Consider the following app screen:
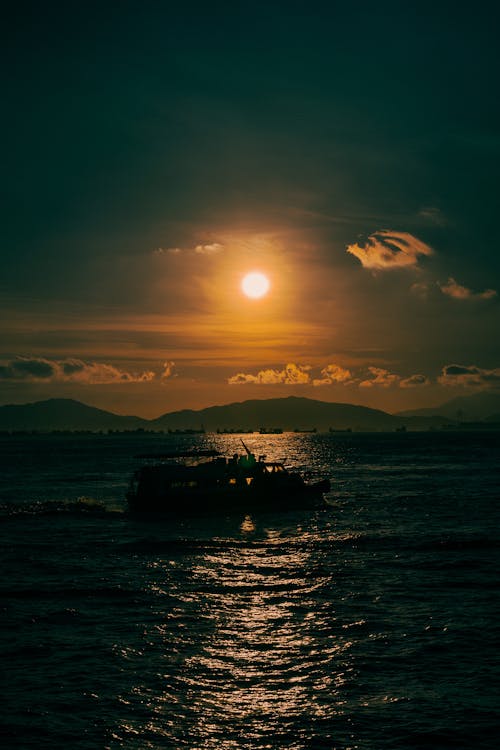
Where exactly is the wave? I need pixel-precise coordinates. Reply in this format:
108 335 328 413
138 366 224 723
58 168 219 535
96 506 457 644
0 497 124 519
0 585 147 601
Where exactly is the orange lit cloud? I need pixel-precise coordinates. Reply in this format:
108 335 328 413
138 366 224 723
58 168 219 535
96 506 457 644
359 366 400 388
438 277 497 301
194 243 224 255
228 362 311 385
0 357 156 384
312 363 353 386
228 362 434 390
438 364 500 388
360 369 429 389
161 361 175 380
400 374 431 388
346 230 433 271
410 282 430 299
154 243 224 256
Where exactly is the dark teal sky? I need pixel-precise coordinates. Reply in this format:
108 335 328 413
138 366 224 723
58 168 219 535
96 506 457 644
1 2 499 415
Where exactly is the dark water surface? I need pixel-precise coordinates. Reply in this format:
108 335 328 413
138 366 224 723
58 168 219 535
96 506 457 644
1 432 499 749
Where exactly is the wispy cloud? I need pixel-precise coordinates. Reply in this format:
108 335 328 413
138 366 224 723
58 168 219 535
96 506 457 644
410 282 430 299
418 206 447 226
359 366 400 388
194 243 224 255
0 357 156 384
154 243 224 256
438 364 500 388
161 361 175 381
438 277 497 301
312 363 353 386
346 230 433 271
154 247 182 255
228 362 311 385
400 374 431 388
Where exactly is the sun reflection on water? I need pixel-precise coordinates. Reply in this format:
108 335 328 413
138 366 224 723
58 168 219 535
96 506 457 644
109 518 363 749
240 514 256 534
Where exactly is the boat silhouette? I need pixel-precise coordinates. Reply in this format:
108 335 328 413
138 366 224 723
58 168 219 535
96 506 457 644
126 445 329 514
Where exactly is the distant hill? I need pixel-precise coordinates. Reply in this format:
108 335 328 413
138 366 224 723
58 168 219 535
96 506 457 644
0 395 402 432
397 391 500 421
150 396 400 432
0 398 147 431
1 394 497 433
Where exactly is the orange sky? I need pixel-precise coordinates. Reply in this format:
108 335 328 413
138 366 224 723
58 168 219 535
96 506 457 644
2 228 498 417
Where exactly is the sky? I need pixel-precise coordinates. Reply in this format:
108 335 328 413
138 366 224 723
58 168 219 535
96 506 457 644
1 1 499 417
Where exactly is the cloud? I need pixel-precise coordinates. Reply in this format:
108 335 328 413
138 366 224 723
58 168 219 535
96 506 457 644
154 247 182 255
438 364 500 388
53 359 156 384
161 361 175 380
0 357 57 381
228 362 433 390
400 374 431 388
438 277 497 301
360 368 431 389
346 230 433 271
359 366 400 388
228 362 311 385
0 357 156 384
410 282 430 299
418 206 447 226
154 242 224 256
194 243 224 255
312 363 353 386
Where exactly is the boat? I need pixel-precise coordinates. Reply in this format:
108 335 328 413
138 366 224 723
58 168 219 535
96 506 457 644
167 427 205 435
126 445 330 514
216 427 254 434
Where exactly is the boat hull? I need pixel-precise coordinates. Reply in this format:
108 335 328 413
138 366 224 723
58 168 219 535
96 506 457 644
127 478 330 515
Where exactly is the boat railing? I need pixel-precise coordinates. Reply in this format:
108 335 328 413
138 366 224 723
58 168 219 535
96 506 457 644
134 450 220 461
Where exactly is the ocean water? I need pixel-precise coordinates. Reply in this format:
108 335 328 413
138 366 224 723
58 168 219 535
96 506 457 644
0 431 499 750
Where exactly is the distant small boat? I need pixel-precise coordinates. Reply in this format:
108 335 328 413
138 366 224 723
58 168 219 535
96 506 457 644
126 445 330 514
216 428 254 434
167 427 205 435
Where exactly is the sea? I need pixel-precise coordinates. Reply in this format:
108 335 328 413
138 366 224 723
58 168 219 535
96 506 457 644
0 431 499 750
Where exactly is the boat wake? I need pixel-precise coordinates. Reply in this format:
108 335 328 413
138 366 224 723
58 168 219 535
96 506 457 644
0 497 125 520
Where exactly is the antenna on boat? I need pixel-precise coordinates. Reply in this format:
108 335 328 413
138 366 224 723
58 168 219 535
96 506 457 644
240 439 252 455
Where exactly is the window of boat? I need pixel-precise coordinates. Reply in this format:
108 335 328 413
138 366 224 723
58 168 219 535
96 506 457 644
265 464 285 473
245 477 253 486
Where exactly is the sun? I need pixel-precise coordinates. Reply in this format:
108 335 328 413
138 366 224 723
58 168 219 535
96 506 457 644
241 271 271 299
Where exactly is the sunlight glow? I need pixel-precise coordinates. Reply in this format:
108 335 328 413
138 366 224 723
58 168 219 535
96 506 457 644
241 272 270 299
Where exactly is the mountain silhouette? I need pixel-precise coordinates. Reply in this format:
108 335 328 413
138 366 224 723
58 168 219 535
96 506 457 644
0 398 147 431
0 396 398 432
149 396 398 431
396 391 500 421
1 393 497 432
